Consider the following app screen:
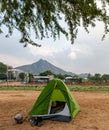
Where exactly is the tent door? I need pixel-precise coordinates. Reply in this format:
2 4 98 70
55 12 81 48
48 101 70 117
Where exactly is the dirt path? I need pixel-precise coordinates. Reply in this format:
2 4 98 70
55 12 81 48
0 91 109 130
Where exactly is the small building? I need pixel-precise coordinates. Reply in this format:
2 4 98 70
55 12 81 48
7 68 28 82
65 76 82 84
32 75 54 83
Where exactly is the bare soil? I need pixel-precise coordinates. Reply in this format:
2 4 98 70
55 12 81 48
0 91 109 130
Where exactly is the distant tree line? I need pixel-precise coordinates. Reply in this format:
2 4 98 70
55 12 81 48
39 70 70 80
87 73 109 84
1 62 109 84
39 70 109 84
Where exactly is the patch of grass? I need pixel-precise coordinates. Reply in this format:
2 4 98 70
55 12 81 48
0 86 44 91
0 85 109 92
69 85 109 92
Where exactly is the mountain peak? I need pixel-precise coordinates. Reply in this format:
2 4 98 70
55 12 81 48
39 59 47 63
38 59 45 62
16 59 74 75
32 59 49 66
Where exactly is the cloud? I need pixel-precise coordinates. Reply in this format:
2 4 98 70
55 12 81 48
47 31 109 74
28 45 55 57
0 33 40 66
0 53 31 67
68 52 77 60
0 21 109 74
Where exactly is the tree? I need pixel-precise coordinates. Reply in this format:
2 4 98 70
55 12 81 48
39 70 55 76
102 74 109 83
0 73 7 80
19 72 25 81
0 0 109 47
87 73 102 83
28 73 34 83
0 62 7 73
94 73 102 83
55 73 65 80
87 73 92 81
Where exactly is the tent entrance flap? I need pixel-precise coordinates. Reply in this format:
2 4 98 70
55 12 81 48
50 101 66 114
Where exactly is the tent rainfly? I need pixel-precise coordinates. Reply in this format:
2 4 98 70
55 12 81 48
29 79 80 123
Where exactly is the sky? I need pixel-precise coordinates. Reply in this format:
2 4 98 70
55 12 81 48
0 21 109 75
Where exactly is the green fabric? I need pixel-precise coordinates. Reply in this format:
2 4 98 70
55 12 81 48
51 89 65 101
29 79 80 118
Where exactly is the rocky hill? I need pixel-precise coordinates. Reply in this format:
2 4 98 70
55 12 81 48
15 59 75 75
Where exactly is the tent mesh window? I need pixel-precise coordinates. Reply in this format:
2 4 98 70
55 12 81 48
50 101 65 114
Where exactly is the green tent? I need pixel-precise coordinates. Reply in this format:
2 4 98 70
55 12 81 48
29 79 80 122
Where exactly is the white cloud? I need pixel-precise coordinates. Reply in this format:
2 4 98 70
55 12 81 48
68 52 77 60
28 44 56 57
0 54 30 67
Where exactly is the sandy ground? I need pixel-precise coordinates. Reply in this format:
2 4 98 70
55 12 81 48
0 91 109 130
